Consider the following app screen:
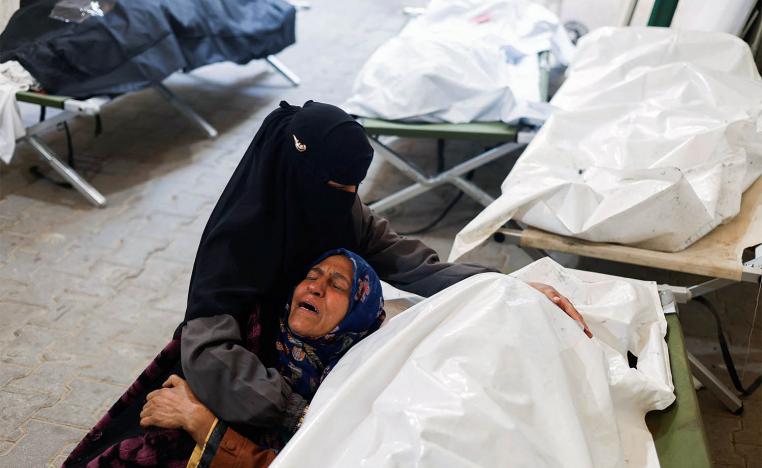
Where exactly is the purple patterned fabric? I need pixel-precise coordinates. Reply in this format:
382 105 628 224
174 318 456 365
62 339 194 467
63 307 266 468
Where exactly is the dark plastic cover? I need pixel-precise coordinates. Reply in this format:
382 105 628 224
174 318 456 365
0 0 296 97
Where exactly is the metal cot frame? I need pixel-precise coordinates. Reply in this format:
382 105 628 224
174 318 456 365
13 56 300 208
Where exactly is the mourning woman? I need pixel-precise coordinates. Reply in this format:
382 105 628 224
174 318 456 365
138 249 384 467
64 101 589 467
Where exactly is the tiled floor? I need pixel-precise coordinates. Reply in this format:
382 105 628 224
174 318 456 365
0 0 760 466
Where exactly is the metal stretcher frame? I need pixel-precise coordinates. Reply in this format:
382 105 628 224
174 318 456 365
493 179 762 414
360 119 526 213
13 56 300 208
648 293 712 468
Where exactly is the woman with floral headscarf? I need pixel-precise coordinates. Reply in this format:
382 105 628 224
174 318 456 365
126 249 384 467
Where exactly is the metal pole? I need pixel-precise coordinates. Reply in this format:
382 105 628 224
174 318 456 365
26 136 107 208
152 83 218 139
266 55 301 86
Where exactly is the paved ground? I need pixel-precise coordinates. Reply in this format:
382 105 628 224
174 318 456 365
0 1 760 466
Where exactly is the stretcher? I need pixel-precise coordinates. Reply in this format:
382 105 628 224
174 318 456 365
493 177 762 413
355 2 555 214
12 56 300 208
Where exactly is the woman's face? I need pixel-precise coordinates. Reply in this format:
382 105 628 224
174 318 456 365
288 255 353 338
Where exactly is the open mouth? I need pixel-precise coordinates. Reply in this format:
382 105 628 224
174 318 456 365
298 301 319 315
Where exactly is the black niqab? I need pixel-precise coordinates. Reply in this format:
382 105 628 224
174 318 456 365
182 100 374 329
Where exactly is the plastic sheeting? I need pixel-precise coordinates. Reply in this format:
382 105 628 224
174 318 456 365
271 258 674 468
0 61 34 164
343 0 575 124
450 27 762 260
0 0 295 98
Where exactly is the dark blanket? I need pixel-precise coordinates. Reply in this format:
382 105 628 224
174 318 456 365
0 0 296 98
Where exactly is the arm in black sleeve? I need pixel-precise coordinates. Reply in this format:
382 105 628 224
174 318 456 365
181 315 306 432
355 199 496 297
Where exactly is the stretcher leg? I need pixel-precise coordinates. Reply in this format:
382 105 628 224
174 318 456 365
25 135 107 208
368 138 522 213
152 83 218 139
266 55 301 86
687 352 743 413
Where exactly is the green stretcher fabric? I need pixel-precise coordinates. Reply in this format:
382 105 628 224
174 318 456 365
360 118 518 141
647 314 712 468
15 90 69 109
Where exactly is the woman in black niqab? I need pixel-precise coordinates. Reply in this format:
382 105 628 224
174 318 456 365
63 101 376 467
185 100 374 326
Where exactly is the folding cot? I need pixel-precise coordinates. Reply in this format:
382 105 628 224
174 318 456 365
492 177 762 413
6 0 307 208
13 55 300 208
357 5 553 214
361 119 531 213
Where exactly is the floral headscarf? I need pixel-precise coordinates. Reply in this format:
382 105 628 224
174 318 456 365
275 248 385 399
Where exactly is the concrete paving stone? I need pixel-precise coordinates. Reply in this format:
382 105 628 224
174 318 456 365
113 308 182 348
736 443 762 468
182 211 213 236
0 215 16 231
54 242 115 277
0 390 57 441
49 443 79 468
0 194 37 221
710 446 749 467
65 260 142 299
120 256 188 292
87 171 154 204
0 302 46 342
135 191 213 220
4 208 62 239
0 419 85 467
0 168 36 199
0 231 30 264
0 362 31 387
5 265 74 308
0 440 12 456
742 404 762 433
134 210 196 241
42 331 111 369
154 286 190 314
108 236 172 270
78 341 159 386
12 177 86 209
88 285 167 326
34 378 123 429
0 326 68 367
734 430 762 446
153 231 202 264
5 361 83 396
27 293 102 331
0 248 44 277
81 215 149 251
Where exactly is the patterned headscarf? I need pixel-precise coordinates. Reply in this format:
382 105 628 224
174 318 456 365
275 249 385 400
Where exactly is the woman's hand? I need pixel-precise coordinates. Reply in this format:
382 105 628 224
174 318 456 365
528 282 593 338
140 374 216 445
